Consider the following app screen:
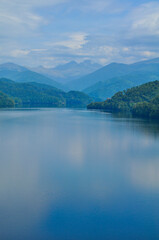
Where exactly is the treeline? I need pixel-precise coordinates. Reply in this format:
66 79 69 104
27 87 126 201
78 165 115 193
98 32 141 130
132 96 159 118
87 81 159 119
0 78 92 108
0 91 14 108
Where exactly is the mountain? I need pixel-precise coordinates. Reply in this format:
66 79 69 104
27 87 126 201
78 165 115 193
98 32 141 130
0 78 92 108
0 62 27 72
66 57 159 100
66 62 132 90
131 57 159 66
31 60 102 83
84 71 159 100
0 62 64 90
87 80 159 119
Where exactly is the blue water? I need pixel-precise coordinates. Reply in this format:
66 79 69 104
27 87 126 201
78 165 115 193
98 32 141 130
0 108 159 240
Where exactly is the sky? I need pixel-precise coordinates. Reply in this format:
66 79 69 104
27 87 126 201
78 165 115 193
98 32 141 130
0 0 159 67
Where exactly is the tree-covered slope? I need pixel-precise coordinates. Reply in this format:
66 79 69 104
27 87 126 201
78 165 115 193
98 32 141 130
0 78 92 108
84 70 159 100
0 91 14 108
66 91 93 107
87 81 159 119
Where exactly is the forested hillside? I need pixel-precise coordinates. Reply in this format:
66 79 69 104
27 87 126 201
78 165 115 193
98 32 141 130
0 78 92 108
84 71 159 100
87 81 159 119
0 91 14 108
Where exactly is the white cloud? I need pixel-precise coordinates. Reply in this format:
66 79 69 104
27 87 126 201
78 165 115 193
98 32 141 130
0 0 159 67
140 51 156 58
31 49 47 52
122 47 129 52
11 49 31 57
0 0 68 37
131 2 159 36
48 32 89 50
99 46 118 56
99 58 109 65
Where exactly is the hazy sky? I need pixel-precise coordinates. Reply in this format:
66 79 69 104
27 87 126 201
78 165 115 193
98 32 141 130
0 0 159 67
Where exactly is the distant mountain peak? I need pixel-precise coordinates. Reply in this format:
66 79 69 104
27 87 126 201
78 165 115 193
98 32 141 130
0 62 27 72
53 61 78 70
82 60 92 64
132 57 159 66
29 60 102 84
107 62 127 67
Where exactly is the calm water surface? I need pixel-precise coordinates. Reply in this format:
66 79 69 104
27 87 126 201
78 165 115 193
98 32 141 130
0 108 159 240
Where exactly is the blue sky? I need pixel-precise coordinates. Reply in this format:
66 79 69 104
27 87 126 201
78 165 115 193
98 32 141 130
0 0 159 67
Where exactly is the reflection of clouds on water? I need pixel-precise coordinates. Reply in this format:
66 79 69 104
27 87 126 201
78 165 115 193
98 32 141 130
0 125 60 238
67 137 84 167
0 156 60 237
0 109 159 239
130 160 159 191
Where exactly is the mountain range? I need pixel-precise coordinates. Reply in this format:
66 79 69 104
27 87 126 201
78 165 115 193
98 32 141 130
66 58 159 100
30 60 102 84
0 62 64 90
1 57 159 101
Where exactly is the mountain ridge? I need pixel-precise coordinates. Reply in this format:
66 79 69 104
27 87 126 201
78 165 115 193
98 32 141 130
0 78 92 108
66 57 159 92
30 60 102 84
0 62 64 90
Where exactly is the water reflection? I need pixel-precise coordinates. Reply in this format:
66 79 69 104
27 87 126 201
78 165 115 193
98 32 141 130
130 160 159 190
111 111 159 138
0 109 159 239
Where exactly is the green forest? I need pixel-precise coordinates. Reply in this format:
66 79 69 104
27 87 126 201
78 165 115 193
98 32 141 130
0 91 14 108
1 76 159 119
0 78 92 108
87 81 159 119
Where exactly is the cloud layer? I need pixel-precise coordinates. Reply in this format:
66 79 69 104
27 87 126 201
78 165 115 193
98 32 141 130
0 0 159 67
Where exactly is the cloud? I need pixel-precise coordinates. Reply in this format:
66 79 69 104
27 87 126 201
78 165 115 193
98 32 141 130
0 0 68 37
130 2 159 36
99 46 118 57
11 49 31 57
0 2 41 27
0 0 67 8
140 51 156 58
0 0 159 67
53 33 89 50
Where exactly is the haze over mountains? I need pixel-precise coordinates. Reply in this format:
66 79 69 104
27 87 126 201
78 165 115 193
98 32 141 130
0 62 64 90
67 57 159 100
0 61 101 91
31 60 102 84
0 57 159 101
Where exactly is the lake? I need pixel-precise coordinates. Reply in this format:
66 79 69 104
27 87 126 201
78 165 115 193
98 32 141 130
0 108 159 240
